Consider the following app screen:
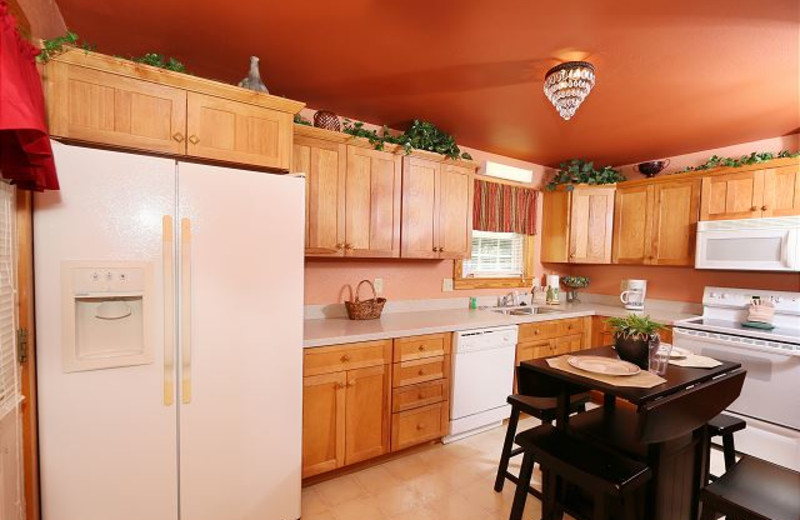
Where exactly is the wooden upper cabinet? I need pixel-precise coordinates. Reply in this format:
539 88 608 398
612 185 652 264
542 186 615 264
186 92 292 169
568 186 615 263
401 157 440 259
294 137 346 256
649 179 701 265
345 147 402 257
763 165 800 217
438 164 473 259
45 61 187 155
344 365 391 465
302 372 345 478
700 170 765 220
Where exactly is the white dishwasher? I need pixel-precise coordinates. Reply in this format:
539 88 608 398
443 325 518 443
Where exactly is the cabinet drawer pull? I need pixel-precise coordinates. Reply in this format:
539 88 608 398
347 381 355 388
172 132 185 143
336 382 345 389
534 330 540 335
417 393 424 400
188 135 200 145
432 247 438 252
340 354 350 362
761 205 768 211
438 247 445 252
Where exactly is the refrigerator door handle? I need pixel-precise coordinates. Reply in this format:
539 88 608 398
163 216 175 406
180 217 193 404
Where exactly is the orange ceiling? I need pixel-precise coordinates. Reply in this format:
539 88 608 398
55 0 800 166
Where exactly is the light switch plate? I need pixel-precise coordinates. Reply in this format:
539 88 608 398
442 278 454 292
373 278 384 294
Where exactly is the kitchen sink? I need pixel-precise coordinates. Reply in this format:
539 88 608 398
490 306 562 316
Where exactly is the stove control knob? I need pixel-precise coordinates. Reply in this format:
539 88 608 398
720 293 728 299
774 297 783 303
710 292 718 298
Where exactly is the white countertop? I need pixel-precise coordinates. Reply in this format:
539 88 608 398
303 301 699 348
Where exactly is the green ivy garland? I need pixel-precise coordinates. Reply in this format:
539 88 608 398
680 150 800 172
545 159 625 191
342 119 472 161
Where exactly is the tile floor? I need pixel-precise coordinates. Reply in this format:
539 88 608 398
302 416 731 520
301 417 555 520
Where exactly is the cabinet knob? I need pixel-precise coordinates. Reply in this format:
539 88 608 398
336 382 345 389
534 330 540 335
336 243 344 250
418 369 425 376
344 243 353 250
340 354 350 362
347 381 355 388
416 423 425 430
188 135 200 145
418 345 426 351
751 206 758 211
417 393 424 400
432 247 438 252
439 247 445 252
172 132 185 143
761 205 768 211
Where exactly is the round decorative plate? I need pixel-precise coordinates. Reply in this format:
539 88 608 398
567 356 641 376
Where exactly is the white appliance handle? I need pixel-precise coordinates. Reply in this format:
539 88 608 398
163 216 175 406
673 328 800 358
181 217 193 404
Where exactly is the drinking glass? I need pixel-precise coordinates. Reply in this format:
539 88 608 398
649 340 672 375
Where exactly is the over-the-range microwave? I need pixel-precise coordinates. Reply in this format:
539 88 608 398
695 216 800 272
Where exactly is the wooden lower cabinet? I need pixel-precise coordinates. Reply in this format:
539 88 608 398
302 372 345 478
391 402 448 451
344 365 391 465
515 318 589 390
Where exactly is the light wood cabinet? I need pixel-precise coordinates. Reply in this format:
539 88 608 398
700 170 766 220
344 147 402 257
591 315 673 347
293 136 346 256
401 157 474 259
541 185 615 264
613 178 700 266
44 49 303 170
302 340 391 478
766 165 800 217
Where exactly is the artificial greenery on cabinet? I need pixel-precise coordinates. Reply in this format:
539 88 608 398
679 150 800 172
342 119 473 161
545 159 625 191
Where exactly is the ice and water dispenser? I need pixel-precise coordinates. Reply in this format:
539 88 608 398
62 261 154 372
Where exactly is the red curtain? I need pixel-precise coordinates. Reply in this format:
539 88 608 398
473 179 538 235
0 1 59 190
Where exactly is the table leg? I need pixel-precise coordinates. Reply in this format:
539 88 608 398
555 387 569 430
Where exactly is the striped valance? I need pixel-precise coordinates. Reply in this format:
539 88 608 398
473 179 538 235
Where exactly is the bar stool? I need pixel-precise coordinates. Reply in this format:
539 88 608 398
493 392 589 496
706 413 746 479
510 423 651 520
700 455 800 520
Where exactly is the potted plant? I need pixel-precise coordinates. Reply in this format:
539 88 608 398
606 314 665 369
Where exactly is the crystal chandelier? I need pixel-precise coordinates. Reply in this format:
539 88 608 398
543 61 596 120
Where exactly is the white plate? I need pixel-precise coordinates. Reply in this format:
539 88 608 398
659 344 691 359
567 356 641 376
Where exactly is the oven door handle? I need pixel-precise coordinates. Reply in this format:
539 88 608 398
674 328 800 358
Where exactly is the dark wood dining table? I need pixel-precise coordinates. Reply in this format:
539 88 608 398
518 346 744 520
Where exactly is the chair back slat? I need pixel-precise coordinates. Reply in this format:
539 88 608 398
637 369 745 444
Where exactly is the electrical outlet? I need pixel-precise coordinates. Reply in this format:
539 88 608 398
373 278 384 294
442 278 454 292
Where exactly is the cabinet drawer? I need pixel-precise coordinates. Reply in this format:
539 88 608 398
304 340 392 376
553 334 583 356
518 321 560 342
394 333 449 362
392 380 447 412
517 340 555 363
391 402 447 451
557 318 584 335
393 356 448 387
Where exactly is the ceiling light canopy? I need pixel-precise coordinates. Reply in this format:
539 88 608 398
543 61 596 121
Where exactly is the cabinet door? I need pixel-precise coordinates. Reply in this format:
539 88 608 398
302 372 346 478
553 334 583 355
569 187 614 263
700 171 765 220
344 365 391 465
437 164 473 259
186 92 292 169
541 191 570 263
612 185 652 264
345 147 402 257
46 61 187 154
401 157 440 258
294 137 346 256
649 179 701 266
763 166 800 217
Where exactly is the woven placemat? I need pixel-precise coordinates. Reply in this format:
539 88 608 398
546 355 666 388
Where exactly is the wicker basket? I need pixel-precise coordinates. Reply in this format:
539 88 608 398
345 280 386 320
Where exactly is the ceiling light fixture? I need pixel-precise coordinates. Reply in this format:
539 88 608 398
543 61 596 121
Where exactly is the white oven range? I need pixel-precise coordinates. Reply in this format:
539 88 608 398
673 287 800 471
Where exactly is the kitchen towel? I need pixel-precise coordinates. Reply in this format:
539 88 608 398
546 355 666 388
669 354 722 368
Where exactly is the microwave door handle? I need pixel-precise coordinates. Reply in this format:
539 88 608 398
674 329 800 358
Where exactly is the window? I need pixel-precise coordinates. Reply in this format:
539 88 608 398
454 230 534 289
462 231 524 278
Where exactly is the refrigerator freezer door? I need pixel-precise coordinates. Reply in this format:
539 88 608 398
176 162 304 520
35 142 179 520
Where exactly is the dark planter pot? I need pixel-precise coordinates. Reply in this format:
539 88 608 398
614 334 650 369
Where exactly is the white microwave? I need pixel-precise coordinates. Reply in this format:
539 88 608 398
695 217 800 272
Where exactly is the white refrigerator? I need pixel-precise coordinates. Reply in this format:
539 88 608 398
34 141 304 520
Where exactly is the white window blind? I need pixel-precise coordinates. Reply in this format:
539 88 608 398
0 182 17 420
462 230 524 278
